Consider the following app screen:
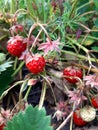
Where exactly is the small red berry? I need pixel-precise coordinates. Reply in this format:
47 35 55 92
26 54 45 74
63 66 82 83
7 36 26 57
51 2 57 11
91 96 98 108
0 123 5 130
73 109 87 126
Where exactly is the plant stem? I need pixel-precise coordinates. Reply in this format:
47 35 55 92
69 0 78 19
40 73 57 104
38 23 52 44
79 11 96 17
19 79 28 109
61 50 98 63
24 85 32 100
57 103 77 130
0 81 23 100
10 0 16 14
11 61 25 77
30 29 43 51
56 111 74 130
13 57 18 70
28 23 37 43
68 34 98 41
14 9 27 16
73 22 91 32
76 1 93 12
65 36 88 53
73 63 98 73
13 9 27 24
38 81 47 110
70 112 73 130
77 31 89 53
75 22 98 32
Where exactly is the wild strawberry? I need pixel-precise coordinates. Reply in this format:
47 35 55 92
7 36 26 57
51 2 57 12
26 54 45 74
91 96 98 108
73 109 87 126
0 123 5 130
80 106 96 122
63 66 82 83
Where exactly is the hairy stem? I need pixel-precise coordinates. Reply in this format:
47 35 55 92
38 81 47 110
24 85 32 100
12 61 25 77
56 111 74 130
69 0 78 19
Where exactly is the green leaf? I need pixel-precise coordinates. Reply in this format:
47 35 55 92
77 0 89 14
78 37 95 46
0 67 14 96
0 60 13 74
19 0 26 9
91 46 98 51
94 0 98 10
25 0 36 19
93 18 98 28
0 0 5 10
4 105 53 130
10 0 16 13
0 53 6 64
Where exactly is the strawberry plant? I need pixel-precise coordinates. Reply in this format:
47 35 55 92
0 0 98 130
4 105 52 130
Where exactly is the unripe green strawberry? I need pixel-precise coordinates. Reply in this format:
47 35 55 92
80 106 96 122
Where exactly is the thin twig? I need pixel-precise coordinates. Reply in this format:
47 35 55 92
56 111 74 130
74 63 98 73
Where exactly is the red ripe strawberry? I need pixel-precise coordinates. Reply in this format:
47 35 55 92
73 109 87 126
0 123 5 130
91 96 98 108
26 54 45 74
7 36 26 57
63 66 82 83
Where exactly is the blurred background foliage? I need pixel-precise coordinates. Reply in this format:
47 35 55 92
0 0 98 95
